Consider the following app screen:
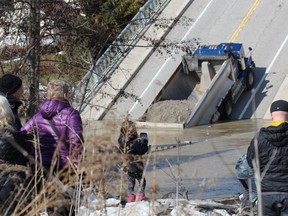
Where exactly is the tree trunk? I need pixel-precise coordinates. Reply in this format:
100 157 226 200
27 0 41 117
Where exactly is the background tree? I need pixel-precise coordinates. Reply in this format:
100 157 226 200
27 0 41 117
0 0 145 118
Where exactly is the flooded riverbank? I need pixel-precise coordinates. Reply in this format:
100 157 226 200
83 118 270 200
84 118 269 145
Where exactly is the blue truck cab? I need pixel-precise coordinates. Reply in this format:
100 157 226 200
193 43 255 69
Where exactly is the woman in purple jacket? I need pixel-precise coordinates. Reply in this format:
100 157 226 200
21 80 84 172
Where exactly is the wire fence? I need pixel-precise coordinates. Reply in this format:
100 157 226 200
73 0 171 112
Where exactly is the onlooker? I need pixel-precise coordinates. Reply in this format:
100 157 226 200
235 153 257 210
0 95 33 215
0 73 24 131
246 99 288 215
21 80 84 173
118 119 149 202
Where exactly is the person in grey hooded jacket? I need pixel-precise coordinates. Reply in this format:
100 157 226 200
21 80 84 172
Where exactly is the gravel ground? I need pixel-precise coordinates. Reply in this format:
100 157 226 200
145 100 197 123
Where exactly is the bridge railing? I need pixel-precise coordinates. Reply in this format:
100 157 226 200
73 0 171 112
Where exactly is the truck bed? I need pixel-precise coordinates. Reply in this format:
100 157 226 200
184 59 234 127
149 58 234 127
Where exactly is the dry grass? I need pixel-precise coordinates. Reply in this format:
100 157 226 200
1 117 266 216
0 119 158 215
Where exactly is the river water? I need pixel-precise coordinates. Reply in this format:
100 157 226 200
84 118 270 200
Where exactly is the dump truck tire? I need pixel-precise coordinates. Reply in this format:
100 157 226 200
223 98 233 117
210 111 221 124
246 68 254 90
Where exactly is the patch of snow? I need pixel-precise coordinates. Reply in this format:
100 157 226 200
171 205 205 216
78 198 239 216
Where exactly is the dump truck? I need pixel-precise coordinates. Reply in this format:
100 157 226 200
80 41 255 127
180 42 255 127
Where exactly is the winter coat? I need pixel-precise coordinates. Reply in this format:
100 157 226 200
0 128 33 214
118 133 148 174
21 99 84 169
6 96 22 131
118 133 148 156
246 122 288 192
0 128 33 166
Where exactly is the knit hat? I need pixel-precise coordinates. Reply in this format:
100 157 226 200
0 74 22 95
270 100 288 113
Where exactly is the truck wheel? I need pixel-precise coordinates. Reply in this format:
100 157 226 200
223 98 232 117
210 111 221 124
246 68 254 90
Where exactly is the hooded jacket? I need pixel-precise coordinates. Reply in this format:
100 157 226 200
118 132 148 173
246 122 288 192
21 99 84 169
118 133 148 155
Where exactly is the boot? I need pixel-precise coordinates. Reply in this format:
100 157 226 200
127 194 135 203
135 193 145 201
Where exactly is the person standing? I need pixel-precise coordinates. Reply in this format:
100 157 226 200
0 95 33 215
21 79 84 173
0 73 24 131
246 99 288 216
118 119 149 202
235 153 256 204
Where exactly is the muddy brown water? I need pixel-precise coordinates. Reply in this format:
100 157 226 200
84 118 270 200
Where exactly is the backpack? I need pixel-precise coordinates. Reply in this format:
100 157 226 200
235 154 254 179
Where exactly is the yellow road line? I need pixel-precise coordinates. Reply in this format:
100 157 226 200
229 0 261 42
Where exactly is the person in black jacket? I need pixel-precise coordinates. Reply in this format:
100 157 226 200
0 73 24 131
246 100 288 216
118 119 149 203
0 95 33 215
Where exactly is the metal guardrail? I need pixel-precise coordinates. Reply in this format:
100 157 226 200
73 0 171 112
153 140 204 152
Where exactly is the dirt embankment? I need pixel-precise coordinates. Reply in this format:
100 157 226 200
144 100 197 123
